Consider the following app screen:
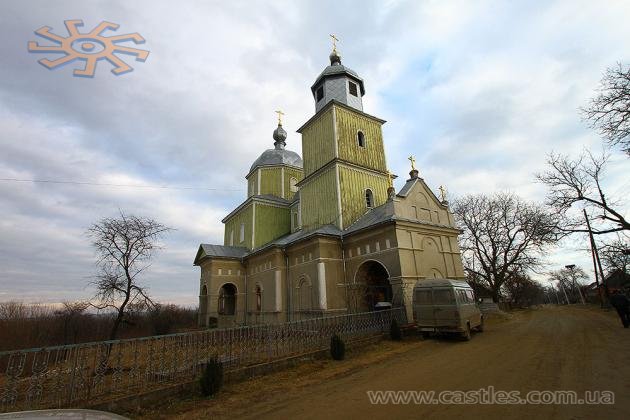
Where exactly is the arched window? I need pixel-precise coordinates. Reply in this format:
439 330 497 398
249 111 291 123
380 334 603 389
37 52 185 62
218 283 237 315
239 223 245 243
365 189 374 208
357 131 365 147
290 177 298 192
255 285 262 312
297 276 312 312
292 212 298 230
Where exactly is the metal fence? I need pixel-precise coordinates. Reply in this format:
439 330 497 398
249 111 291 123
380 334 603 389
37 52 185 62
0 308 406 413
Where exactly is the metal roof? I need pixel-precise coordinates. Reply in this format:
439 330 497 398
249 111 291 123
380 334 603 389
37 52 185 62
194 244 249 265
311 64 365 95
249 148 303 173
200 244 248 258
343 200 396 235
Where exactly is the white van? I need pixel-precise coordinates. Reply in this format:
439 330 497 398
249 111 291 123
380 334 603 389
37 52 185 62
412 278 483 340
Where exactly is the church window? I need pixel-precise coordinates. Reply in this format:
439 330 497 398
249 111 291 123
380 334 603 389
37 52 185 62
357 131 365 147
292 212 298 230
255 285 262 311
239 223 245 243
348 81 358 96
365 244 370 254
365 189 374 208
385 239 391 249
290 177 298 192
316 86 324 102
229 230 234 246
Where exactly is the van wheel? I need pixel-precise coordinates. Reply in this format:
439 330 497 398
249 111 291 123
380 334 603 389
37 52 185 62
477 317 484 332
462 324 472 341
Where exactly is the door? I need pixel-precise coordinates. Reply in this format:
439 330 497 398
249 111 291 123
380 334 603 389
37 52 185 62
432 287 459 327
414 288 434 326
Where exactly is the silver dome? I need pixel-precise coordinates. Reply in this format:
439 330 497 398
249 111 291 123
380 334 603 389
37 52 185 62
249 149 303 173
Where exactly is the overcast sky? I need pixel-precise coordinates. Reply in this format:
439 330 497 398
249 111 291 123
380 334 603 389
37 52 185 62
0 0 628 306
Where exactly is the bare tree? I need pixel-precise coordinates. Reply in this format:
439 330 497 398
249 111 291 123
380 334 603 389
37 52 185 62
599 234 629 274
88 212 171 340
452 192 561 302
548 266 589 304
536 151 629 235
503 273 545 307
582 63 630 155
54 301 89 344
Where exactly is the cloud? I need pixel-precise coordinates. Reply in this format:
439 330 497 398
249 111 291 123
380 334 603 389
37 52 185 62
0 0 628 303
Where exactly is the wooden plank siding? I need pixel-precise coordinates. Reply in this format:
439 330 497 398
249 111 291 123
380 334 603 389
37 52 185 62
260 167 283 197
335 106 387 173
223 203 253 249
339 165 389 229
254 204 291 249
283 167 303 201
247 172 257 197
301 107 335 177
300 167 339 231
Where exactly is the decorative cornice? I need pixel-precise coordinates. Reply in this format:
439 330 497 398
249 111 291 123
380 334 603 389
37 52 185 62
296 100 386 134
296 158 388 188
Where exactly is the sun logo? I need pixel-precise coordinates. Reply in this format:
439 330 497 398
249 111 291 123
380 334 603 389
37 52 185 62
27 20 149 78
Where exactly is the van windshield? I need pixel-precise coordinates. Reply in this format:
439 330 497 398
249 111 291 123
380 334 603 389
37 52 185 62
433 288 455 305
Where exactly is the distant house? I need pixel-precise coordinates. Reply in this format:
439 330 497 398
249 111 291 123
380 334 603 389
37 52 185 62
582 282 602 304
603 269 630 294
585 270 630 303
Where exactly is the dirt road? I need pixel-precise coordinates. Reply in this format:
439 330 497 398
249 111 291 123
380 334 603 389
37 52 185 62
136 305 630 419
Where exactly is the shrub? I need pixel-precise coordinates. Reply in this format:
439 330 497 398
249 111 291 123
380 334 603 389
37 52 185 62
200 356 223 397
330 334 345 360
390 318 402 341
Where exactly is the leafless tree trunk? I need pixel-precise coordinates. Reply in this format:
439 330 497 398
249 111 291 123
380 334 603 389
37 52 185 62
87 211 171 340
452 192 562 302
581 62 630 155
536 151 629 235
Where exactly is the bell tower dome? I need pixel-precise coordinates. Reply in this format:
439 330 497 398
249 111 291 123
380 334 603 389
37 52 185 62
310 40 365 113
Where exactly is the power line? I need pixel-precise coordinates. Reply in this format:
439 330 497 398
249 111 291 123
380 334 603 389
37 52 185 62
0 178 244 192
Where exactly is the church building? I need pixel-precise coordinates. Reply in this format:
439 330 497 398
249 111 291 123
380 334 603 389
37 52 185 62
194 43 466 327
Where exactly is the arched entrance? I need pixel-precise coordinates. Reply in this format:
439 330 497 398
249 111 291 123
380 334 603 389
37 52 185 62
355 260 392 311
218 283 237 315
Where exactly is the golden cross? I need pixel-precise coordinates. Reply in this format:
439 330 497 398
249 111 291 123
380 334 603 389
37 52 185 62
408 155 416 171
439 185 447 201
387 170 394 188
329 34 339 52
275 110 285 125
